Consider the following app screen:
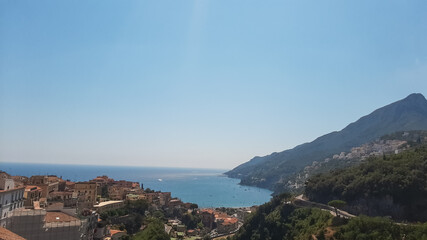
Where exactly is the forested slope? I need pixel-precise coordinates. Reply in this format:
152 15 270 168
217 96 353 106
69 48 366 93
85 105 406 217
305 144 427 221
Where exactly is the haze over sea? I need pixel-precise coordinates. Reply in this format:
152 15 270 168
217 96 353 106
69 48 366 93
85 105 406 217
0 162 272 208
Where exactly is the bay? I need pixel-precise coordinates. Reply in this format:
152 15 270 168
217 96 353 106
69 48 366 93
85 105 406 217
0 162 272 208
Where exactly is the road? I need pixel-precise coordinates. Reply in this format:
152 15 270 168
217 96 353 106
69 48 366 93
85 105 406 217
293 195 356 219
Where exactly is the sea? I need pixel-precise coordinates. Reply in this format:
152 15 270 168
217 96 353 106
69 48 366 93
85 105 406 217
0 162 272 208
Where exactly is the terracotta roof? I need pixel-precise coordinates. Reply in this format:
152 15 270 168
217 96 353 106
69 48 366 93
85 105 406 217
214 212 228 219
45 212 79 223
0 227 26 240
25 186 41 191
221 217 238 225
201 209 215 214
0 172 11 178
110 230 124 236
48 176 60 182
0 187 25 193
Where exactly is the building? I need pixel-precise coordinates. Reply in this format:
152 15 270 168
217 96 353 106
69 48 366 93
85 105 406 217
49 191 74 202
108 186 125 200
28 176 48 185
90 176 114 198
11 176 28 188
216 217 238 234
143 192 171 206
236 209 252 221
74 182 97 209
0 177 25 227
113 180 140 190
5 209 97 240
0 227 26 240
200 209 215 230
125 193 146 201
28 176 59 199
187 229 197 236
93 201 124 213
106 180 142 201
164 224 173 235
169 198 183 208
48 176 66 191
176 224 186 232
23 186 42 208
65 181 75 190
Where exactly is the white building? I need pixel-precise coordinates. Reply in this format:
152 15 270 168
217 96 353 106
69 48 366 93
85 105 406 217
93 200 124 213
0 176 25 227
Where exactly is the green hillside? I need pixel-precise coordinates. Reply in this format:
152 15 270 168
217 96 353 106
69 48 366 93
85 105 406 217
274 130 427 194
232 194 427 240
305 144 427 222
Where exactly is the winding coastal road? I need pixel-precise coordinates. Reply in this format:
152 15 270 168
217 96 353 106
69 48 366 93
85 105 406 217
293 195 356 218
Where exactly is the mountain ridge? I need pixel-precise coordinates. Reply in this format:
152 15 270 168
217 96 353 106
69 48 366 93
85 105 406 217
225 93 427 191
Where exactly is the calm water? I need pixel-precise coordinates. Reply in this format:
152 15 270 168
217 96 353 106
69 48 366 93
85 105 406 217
0 162 272 208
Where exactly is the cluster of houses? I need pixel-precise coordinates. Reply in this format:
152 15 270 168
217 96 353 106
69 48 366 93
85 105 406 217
162 208 243 240
200 209 240 237
0 171 250 240
0 171 195 240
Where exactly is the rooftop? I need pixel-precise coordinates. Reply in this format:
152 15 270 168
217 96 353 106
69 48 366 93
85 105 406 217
0 186 25 193
221 217 238 225
110 230 124 236
0 227 26 240
25 185 42 191
45 212 79 223
94 200 124 207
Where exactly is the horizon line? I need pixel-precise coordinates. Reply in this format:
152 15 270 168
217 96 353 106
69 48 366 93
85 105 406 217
0 161 229 172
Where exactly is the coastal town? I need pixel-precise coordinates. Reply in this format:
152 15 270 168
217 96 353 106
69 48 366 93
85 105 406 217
0 171 256 240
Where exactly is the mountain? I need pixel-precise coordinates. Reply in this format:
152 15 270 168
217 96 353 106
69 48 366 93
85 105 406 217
225 93 427 191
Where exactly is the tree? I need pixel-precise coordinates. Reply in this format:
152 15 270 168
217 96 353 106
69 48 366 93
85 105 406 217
153 210 165 220
328 200 346 217
133 218 170 240
101 185 109 198
100 212 109 221
144 188 155 193
126 199 149 215
124 214 143 234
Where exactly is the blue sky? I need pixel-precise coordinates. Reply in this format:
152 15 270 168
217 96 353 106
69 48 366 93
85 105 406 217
1 0 427 169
